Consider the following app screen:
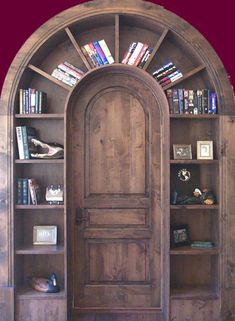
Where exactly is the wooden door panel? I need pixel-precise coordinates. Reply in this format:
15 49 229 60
88 240 149 282
87 88 146 195
86 209 148 227
68 66 169 319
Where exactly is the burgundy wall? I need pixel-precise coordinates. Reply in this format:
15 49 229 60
1 0 234 92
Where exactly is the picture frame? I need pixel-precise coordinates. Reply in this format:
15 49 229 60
173 144 192 160
33 225 57 245
170 224 191 247
197 141 213 160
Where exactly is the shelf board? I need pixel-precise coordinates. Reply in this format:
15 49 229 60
170 114 219 119
15 204 64 210
170 204 219 210
17 287 65 299
170 159 219 164
15 159 64 164
15 114 64 119
15 245 64 255
170 246 219 255
163 65 206 90
171 287 219 300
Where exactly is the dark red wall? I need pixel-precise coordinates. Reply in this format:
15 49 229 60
1 0 234 92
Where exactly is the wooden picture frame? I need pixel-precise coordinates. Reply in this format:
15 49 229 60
171 224 191 247
197 141 213 160
173 144 192 160
33 225 57 245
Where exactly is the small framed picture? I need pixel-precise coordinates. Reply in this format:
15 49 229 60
33 226 57 245
170 224 191 247
197 141 213 160
173 144 192 160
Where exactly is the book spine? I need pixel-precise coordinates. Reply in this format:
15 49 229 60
63 61 84 75
157 66 177 82
81 46 95 68
209 92 217 114
30 88 36 113
152 61 174 77
122 42 137 64
172 88 179 114
22 178 29 205
21 126 30 160
160 72 183 87
93 41 109 65
25 89 29 114
133 44 148 66
159 69 181 84
98 39 115 64
183 89 189 114
83 44 99 67
178 89 184 114
28 178 37 205
17 178 23 204
88 42 104 66
58 63 83 80
127 42 144 65
19 89 23 114
138 47 153 68
196 90 203 114
22 89 26 114
166 89 174 114
51 68 77 87
16 126 25 159
202 89 209 114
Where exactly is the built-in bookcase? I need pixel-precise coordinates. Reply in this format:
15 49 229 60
1 1 235 321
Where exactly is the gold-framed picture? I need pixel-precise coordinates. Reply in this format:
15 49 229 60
197 141 213 160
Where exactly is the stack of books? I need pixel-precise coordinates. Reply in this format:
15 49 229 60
152 62 183 87
166 88 217 114
19 89 47 114
16 126 37 160
17 178 41 205
191 241 214 248
81 39 115 67
122 42 153 68
51 61 85 87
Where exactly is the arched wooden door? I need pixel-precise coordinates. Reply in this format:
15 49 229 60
67 65 169 321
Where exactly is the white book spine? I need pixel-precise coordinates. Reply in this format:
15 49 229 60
98 40 114 64
58 63 83 80
16 126 25 160
127 42 144 65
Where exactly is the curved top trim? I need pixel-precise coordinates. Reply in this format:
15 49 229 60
1 0 234 114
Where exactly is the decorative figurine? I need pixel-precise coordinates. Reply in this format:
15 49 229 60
172 188 216 205
30 138 64 159
46 184 64 204
29 272 60 293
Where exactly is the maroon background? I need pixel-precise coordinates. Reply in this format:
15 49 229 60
1 0 235 93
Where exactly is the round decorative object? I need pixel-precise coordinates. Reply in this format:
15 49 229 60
178 168 191 182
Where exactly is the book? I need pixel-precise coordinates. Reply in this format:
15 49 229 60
17 178 23 204
166 89 174 114
138 47 153 68
122 42 137 64
133 43 149 66
28 178 41 205
19 89 47 114
93 41 109 65
191 241 214 248
51 68 77 87
82 44 99 67
63 61 84 75
127 42 144 65
88 42 104 66
160 71 183 87
152 62 174 77
209 91 217 114
98 39 114 64
57 63 84 80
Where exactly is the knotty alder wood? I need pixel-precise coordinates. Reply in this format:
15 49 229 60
0 0 235 320
67 65 169 319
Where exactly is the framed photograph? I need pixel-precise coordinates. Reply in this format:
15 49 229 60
33 225 57 245
173 144 192 160
170 224 191 247
197 141 213 160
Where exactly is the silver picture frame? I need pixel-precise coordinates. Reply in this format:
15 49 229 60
33 225 57 245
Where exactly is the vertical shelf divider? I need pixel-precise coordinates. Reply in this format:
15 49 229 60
65 27 91 71
115 14 120 63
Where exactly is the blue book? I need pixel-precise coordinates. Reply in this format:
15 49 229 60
93 41 109 65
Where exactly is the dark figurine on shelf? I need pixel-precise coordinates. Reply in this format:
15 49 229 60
29 272 60 293
172 188 216 205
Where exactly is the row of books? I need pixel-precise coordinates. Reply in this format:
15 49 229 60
166 88 217 114
121 42 153 68
19 89 47 114
51 61 85 87
152 61 183 87
17 178 41 205
81 39 114 67
16 126 37 160
191 241 215 248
